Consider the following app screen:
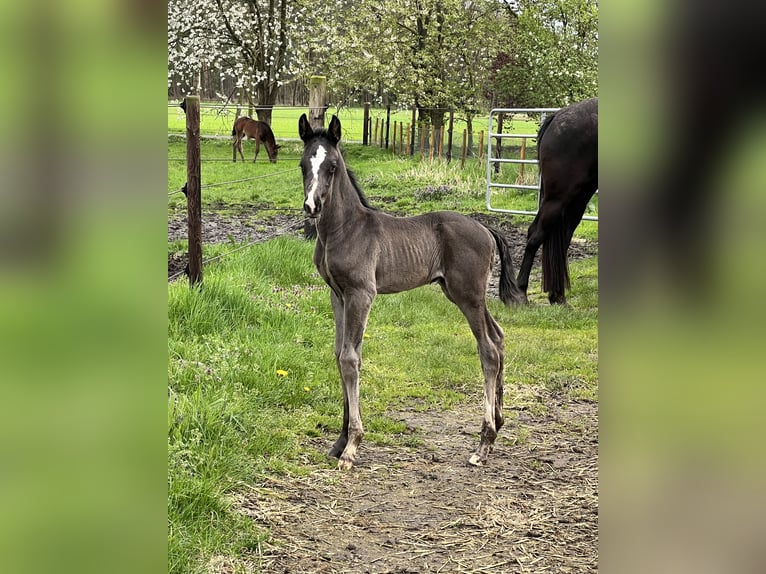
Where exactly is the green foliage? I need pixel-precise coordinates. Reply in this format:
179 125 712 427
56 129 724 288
491 0 599 106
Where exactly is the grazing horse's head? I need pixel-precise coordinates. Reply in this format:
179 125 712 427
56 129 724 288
298 114 342 218
266 143 282 163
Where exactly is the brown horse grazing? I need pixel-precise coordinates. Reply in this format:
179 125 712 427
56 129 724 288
232 116 281 163
299 113 524 469
516 98 598 305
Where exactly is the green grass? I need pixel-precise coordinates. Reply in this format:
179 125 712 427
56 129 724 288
168 136 598 572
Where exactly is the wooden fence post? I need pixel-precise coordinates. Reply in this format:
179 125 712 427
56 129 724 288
184 95 202 286
410 105 417 155
385 105 391 149
429 127 435 163
399 123 404 155
461 129 467 169
419 123 426 161
308 75 327 129
362 102 370 145
392 120 397 153
446 109 454 163
478 130 485 161
373 118 379 146
517 136 527 184
494 113 504 174
406 124 411 156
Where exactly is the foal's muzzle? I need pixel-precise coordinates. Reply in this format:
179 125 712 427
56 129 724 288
303 201 321 218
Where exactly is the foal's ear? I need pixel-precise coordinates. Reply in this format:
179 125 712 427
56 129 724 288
298 114 312 142
328 115 341 144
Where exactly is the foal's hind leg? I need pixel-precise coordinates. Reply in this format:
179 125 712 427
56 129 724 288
442 282 505 465
253 139 260 163
468 306 505 466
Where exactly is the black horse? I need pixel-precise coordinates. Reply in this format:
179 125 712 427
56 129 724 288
516 98 598 305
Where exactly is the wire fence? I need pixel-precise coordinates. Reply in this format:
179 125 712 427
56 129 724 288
168 167 300 197
168 215 308 282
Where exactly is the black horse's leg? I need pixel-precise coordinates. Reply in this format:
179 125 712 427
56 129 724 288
516 214 543 304
547 188 596 305
253 139 260 163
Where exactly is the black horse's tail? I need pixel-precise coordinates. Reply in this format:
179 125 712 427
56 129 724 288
232 126 237 136
486 226 524 306
541 215 571 298
535 109 571 301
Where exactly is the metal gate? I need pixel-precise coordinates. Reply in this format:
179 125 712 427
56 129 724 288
485 107 598 222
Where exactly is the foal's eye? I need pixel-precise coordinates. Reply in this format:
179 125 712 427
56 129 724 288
328 162 337 174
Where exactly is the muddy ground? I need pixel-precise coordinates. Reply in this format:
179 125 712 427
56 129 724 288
169 206 598 573
235 399 597 574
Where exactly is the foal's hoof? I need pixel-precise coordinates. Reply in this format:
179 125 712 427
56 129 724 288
468 453 487 467
337 457 355 471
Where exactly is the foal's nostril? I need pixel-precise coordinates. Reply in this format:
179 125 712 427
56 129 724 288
303 202 321 216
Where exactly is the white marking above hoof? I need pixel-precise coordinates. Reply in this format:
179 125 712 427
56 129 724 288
337 458 354 471
468 454 486 467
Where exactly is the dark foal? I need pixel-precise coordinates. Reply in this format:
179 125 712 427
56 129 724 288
298 113 524 469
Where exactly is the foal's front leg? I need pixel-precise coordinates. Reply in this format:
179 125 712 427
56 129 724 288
336 289 374 470
328 290 349 458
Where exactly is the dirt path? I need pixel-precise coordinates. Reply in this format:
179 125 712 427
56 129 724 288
235 397 597 573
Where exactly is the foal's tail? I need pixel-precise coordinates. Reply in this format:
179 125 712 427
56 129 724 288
486 226 524 306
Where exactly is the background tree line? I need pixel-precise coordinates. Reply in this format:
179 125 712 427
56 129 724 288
168 0 598 126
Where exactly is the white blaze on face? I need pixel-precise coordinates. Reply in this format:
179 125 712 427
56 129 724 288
305 145 327 212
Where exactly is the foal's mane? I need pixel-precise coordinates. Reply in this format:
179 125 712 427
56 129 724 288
306 129 377 211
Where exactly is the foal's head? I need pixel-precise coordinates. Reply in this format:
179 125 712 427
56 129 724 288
298 114 342 218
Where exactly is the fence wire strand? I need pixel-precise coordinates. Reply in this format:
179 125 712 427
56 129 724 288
168 216 308 282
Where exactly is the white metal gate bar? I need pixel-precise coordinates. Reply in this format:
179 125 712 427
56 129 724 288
485 107 598 222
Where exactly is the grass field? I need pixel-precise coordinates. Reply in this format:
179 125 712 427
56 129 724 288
168 137 598 573
167 103 542 144
167 137 598 240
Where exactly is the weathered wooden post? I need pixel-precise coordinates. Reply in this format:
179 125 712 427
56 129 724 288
494 113 504 174
446 109 454 163
308 75 327 129
461 129 468 169
385 105 391 149
363 102 370 145
184 95 202 286
517 137 527 184
405 124 411 156
392 121 397 154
